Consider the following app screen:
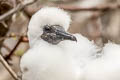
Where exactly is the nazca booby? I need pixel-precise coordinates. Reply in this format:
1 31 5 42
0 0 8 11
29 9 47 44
20 7 120 80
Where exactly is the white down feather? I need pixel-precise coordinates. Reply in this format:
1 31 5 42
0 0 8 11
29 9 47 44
20 7 120 80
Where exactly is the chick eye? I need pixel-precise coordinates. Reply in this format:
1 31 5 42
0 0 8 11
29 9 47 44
45 27 50 31
44 26 52 32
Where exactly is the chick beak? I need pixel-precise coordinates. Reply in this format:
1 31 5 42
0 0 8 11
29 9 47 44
41 25 77 44
56 28 77 42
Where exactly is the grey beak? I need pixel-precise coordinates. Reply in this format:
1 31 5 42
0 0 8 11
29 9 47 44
41 25 77 44
55 29 77 42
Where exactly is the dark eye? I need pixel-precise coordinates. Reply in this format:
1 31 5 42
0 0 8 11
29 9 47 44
45 27 50 31
44 25 52 32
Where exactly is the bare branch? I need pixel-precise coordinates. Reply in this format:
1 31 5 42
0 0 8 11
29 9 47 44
24 3 120 16
4 37 22 60
0 0 37 22
0 33 28 42
0 54 18 80
59 4 120 11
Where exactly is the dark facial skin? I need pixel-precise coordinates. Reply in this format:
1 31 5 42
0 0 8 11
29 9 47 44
41 25 77 45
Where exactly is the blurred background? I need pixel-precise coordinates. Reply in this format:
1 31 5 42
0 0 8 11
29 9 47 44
0 0 120 80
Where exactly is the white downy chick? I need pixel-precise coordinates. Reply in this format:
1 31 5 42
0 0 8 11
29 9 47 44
20 7 120 80
20 7 91 80
20 7 97 80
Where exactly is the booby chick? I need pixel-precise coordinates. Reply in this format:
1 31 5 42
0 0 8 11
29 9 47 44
20 7 120 80
20 7 97 80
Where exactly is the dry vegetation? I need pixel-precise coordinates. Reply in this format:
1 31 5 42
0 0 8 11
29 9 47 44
0 0 120 80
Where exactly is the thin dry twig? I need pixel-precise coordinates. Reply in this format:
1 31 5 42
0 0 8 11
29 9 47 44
0 33 28 42
59 3 120 11
4 37 23 60
0 0 37 22
0 54 18 80
24 3 120 16
91 12 103 47
0 33 28 61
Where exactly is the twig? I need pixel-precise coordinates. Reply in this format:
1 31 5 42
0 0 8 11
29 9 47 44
90 12 104 47
59 3 120 11
0 0 37 22
0 33 28 42
4 37 22 60
0 54 18 80
0 33 28 60
24 3 120 16
1 21 8 28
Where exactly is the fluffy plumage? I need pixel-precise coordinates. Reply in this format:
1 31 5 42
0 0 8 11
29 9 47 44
84 43 120 80
20 7 120 80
